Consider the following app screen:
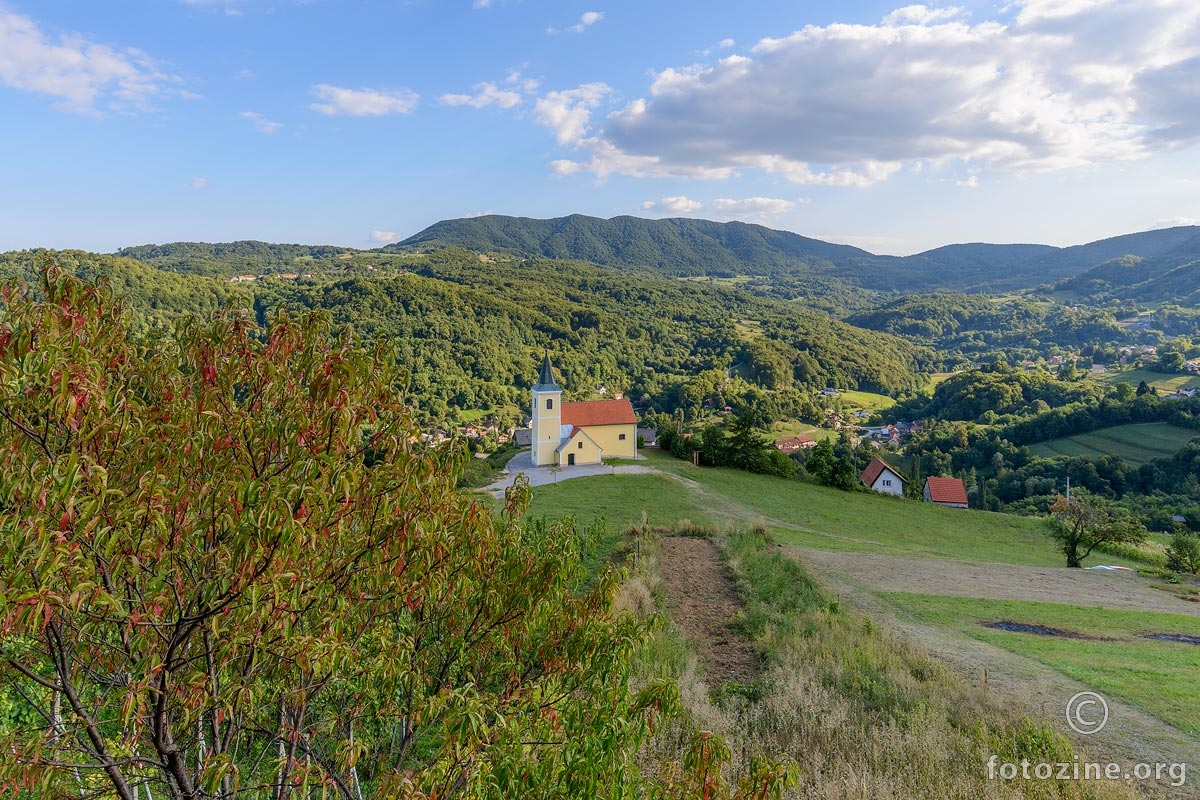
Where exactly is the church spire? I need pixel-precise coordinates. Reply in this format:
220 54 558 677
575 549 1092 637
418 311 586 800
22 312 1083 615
533 352 559 391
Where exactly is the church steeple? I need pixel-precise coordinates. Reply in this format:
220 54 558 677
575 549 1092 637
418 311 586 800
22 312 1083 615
533 352 559 391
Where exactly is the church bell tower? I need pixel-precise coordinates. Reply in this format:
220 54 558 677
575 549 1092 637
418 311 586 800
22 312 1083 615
530 353 562 466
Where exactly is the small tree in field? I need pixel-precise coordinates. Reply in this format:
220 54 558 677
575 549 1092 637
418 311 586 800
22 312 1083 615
1048 493 1147 568
0 268 675 800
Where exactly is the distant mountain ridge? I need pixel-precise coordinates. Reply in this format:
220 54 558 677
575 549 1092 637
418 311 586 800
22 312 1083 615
391 214 1200 296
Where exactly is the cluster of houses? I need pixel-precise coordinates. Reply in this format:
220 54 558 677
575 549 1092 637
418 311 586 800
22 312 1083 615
860 457 969 509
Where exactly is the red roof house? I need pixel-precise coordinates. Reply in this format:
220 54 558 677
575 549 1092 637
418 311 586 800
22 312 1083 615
860 457 906 496
775 434 816 454
922 477 969 508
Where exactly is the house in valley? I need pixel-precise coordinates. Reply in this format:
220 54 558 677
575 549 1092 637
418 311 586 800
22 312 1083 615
775 434 816 454
922 477 969 509
530 355 637 467
860 457 906 496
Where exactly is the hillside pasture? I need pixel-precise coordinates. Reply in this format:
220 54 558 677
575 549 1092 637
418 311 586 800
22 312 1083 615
1097 368 1200 393
888 593 1200 735
522 450 1141 568
1028 422 1197 467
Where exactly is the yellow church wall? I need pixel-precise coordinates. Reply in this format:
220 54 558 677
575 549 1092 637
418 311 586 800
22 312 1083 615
557 430 603 466
581 424 637 459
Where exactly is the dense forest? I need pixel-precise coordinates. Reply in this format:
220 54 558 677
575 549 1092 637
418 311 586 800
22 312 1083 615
0 246 931 427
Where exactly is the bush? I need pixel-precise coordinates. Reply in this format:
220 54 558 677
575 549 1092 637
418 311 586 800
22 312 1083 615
1166 532 1200 575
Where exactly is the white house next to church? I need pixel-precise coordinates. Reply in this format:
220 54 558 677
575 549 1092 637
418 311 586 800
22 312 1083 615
530 355 638 467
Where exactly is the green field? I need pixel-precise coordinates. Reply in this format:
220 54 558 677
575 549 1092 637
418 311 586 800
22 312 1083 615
1028 422 1198 466
888 593 1200 735
838 389 896 410
769 419 837 443
1097 368 1200 393
522 450 1137 568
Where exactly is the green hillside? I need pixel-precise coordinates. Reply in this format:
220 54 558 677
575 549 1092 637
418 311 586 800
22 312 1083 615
0 246 932 425
391 213 1200 296
1028 422 1199 467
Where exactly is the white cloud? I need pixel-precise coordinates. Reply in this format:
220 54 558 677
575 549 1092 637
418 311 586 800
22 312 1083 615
548 10 604 34
955 174 980 188
440 81 522 109
641 196 703 214
190 177 209 189
711 197 799 217
533 83 610 145
464 209 494 218
0 7 181 113
548 2 1200 185
240 110 282 134
310 84 419 116
370 230 398 243
1148 217 1200 230
473 0 493 7
882 5 965 26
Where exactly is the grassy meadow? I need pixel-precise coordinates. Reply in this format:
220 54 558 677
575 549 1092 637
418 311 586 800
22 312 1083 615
1097 368 1200 393
887 593 1200 735
1028 422 1198 467
521 448 1138 568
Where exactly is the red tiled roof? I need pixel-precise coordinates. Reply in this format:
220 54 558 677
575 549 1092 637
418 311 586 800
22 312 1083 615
925 477 968 505
860 457 904 487
561 399 636 427
775 434 815 453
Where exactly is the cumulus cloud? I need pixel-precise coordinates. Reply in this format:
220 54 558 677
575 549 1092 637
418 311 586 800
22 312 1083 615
240 110 282 134
548 10 604 34
534 83 611 145
549 1 1200 184
370 230 398 243
310 84 419 116
440 81 522 109
0 7 182 113
639 195 800 220
641 196 703 214
711 197 799 216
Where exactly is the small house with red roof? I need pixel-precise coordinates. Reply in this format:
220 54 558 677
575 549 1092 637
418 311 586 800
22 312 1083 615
860 457 906 496
922 477 969 509
530 355 638 467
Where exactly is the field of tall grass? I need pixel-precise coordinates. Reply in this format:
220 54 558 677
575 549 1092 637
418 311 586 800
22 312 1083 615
621 524 1142 799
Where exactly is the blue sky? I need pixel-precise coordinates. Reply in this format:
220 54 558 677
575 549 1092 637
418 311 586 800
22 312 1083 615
2 0 1199 254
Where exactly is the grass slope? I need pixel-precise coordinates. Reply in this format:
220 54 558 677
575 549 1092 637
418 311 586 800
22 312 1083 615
888 593 1200 735
523 450 1129 568
1028 422 1198 467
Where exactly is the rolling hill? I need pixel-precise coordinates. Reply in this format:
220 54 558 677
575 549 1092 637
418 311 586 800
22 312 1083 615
390 214 1200 296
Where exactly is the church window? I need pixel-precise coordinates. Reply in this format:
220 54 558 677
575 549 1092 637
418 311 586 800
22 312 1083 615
618 433 627 440
545 398 553 410
577 441 583 449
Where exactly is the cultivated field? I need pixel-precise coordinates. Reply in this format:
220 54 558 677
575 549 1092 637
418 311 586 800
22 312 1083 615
1028 422 1198 466
1097 369 1200 393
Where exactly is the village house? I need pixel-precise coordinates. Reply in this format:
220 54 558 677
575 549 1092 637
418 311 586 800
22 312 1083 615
860 457 905 496
775 434 816 454
923 477 969 509
530 355 637 467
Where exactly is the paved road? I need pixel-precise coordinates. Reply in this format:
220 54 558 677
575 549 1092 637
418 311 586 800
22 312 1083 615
485 451 654 496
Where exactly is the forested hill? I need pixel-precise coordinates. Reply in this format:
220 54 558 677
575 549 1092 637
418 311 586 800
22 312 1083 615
392 214 1200 296
392 214 870 277
0 246 932 425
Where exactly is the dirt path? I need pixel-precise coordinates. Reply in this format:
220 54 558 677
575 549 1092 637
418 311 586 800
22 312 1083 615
791 548 1200 800
798 550 1200 616
658 537 759 684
